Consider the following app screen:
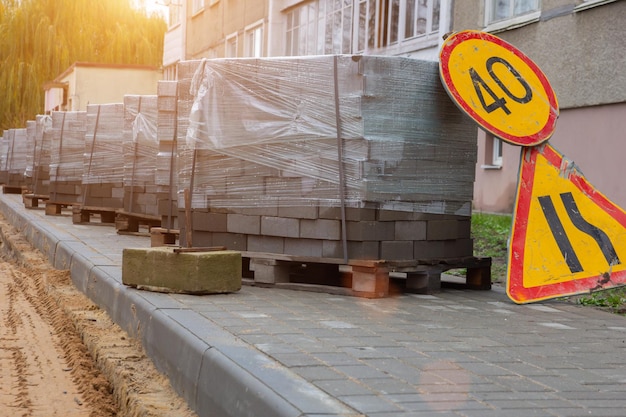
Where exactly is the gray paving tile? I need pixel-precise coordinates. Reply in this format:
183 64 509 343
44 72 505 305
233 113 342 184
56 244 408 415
4 191 626 417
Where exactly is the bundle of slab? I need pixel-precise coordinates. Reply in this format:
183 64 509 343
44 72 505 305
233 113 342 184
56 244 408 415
0 55 490 297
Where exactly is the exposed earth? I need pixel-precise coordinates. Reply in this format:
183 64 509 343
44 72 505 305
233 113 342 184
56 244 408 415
0 213 197 417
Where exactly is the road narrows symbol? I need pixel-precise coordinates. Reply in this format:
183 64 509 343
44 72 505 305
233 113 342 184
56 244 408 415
538 195 583 273
560 192 621 266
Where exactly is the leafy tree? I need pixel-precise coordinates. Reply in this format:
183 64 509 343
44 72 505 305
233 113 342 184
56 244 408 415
0 0 166 130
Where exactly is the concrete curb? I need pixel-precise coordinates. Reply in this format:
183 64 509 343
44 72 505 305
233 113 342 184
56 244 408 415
0 196 356 417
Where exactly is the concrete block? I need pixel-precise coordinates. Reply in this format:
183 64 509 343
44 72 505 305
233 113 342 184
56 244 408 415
380 240 414 260
427 219 462 240
394 220 427 241
299 219 341 240
193 211 228 232
346 221 394 241
227 213 260 235
261 216 299 238
284 238 323 257
319 206 376 221
277 205 318 219
211 232 248 251
122 247 242 294
247 235 285 253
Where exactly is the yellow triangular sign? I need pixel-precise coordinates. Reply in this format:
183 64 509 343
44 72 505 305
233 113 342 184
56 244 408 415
507 144 626 303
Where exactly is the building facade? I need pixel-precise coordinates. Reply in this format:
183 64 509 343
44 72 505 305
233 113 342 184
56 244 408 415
43 62 162 113
161 0 626 214
451 0 625 213
162 0 450 79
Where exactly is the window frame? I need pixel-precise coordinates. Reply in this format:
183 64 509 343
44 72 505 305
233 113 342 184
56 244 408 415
244 21 264 58
483 0 541 33
225 32 238 58
192 0 205 16
284 0 442 57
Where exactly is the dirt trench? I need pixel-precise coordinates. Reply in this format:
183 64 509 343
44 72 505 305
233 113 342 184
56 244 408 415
0 214 198 417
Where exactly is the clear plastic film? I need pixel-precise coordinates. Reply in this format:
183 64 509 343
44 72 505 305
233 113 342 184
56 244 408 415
83 103 125 184
31 115 53 195
123 95 159 187
50 111 87 183
0 131 8 178
7 128 29 177
24 120 36 179
177 55 477 216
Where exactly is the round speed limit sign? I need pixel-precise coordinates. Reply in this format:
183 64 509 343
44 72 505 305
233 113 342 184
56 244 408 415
440 30 559 147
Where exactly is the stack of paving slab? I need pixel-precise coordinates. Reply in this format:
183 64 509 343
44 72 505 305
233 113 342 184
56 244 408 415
122 95 167 218
155 80 181 230
23 116 52 196
32 115 53 196
2 128 29 191
82 103 125 209
0 130 9 184
173 55 477 262
48 111 87 205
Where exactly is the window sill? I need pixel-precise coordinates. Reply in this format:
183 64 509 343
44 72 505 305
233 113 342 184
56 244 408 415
483 10 540 34
574 0 619 12
481 164 503 170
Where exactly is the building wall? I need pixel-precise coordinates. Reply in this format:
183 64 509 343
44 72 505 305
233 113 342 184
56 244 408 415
64 65 161 111
454 0 626 213
186 0 268 59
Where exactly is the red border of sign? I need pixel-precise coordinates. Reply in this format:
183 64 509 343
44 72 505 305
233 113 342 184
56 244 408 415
440 30 559 147
507 144 626 303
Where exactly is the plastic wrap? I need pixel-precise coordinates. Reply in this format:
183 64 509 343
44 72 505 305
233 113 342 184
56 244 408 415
83 103 125 184
123 95 158 186
24 120 36 179
0 131 9 182
178 55 477 216
7 128 29 175
31 115 53 195
50 111 87 183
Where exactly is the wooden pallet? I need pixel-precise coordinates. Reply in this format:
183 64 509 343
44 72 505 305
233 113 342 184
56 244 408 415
23 193 49 209
150 227 180 247
2 185 25 194
115 210 162 234
243 252 491 298
45 201 76 216
72 205 117 225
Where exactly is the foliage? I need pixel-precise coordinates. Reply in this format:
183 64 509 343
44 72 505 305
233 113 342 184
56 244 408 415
574 287 626 315
0 0 166 130
471 212 512 282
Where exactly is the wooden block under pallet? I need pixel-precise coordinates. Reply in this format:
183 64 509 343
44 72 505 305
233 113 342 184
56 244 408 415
45 201 74 216
243 252 492 298
23 193 49 209
72 206 117 225
115 210 162 233
150 227 179 247
2 185 24 194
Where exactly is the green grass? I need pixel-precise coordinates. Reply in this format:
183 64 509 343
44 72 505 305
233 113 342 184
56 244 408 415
470 212 626 315
470 212 512 283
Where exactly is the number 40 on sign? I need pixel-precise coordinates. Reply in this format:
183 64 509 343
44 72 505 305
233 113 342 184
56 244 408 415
439 30 559 147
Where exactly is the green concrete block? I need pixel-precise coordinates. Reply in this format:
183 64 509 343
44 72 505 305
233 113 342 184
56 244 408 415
122 247 242 294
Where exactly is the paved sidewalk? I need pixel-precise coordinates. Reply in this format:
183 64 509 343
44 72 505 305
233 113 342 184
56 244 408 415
1 192 625 417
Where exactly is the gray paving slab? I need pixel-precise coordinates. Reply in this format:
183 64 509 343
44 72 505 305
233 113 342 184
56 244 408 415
2 192 626 417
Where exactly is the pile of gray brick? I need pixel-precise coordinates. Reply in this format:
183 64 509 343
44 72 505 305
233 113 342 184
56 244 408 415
172 55 477 262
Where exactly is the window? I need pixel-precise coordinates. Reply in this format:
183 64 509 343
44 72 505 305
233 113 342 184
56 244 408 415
482 134 503 169
169 0 181 27
244 24 264 57
285 0 440 56
486 0 540 24
192 0 204 15
492 137 503 166
286 2 322 55
225 33 238 58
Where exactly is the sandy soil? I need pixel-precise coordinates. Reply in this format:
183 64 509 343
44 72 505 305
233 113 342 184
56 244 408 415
0 214 197 417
